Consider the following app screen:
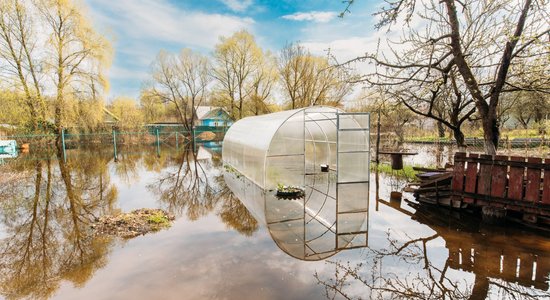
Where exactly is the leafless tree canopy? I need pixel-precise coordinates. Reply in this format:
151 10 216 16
344 0 550 154
150 49 211 131
279 43 353 109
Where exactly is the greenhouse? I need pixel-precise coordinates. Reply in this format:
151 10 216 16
222 107 371 260
222 106 371 191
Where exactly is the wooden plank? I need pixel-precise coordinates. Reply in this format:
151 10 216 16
484 248 501 277
451 152 466 203
417 196 438 205
518 253 534 285
447 247 460 269
419 173 453 187
543 158 550 204
451 153 466 191
525 157 542 203
490 155 508 198
459 191 550 216
535 255 550 289
412 167 448 173
501 254 518 282
477 154 493 196
414 185 451 192
508 156 525 201
464 153 479 204
455 156 550 170
416 172 450 180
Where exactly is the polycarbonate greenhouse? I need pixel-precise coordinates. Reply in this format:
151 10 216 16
223 106 371 260
222 106 371 190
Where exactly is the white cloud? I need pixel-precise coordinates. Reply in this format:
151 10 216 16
282 11 337 23
88 0 254 50
85 0 256 97
108 65 149 81
220 0 253 12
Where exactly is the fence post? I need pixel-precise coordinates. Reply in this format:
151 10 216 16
175 131 179 150
112 127 118 162
156 127 160 157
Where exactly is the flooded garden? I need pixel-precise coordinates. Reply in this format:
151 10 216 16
0 141 548 300
0 0 548 298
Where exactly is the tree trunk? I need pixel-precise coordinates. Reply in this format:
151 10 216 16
437 121 446 138
453 128 466 151
482 114 499 155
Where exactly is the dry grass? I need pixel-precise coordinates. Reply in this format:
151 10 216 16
91 208 175 238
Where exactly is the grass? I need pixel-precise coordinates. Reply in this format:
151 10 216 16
407 127 547 142
501 128 546 139
405 136 453 143
147 212 171 227
370 163 420 181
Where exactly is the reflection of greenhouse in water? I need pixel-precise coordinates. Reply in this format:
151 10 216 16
224 172 370 260
223 107 371 260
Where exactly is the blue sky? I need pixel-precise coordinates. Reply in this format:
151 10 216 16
84 0 382 100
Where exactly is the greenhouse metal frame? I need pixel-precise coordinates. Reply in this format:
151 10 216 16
223 106 371 259
222 106 371 191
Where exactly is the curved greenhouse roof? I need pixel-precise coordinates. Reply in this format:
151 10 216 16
223 106 371 260
223 106 370 190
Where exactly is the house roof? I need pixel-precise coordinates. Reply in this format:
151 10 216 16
195 106 231 120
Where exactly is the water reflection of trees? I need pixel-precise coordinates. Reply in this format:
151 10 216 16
316 230 549 300
150 144 258 234
0 147 118 299
315 168 549 300
315 217 550 299
217 187 258 236
0 143 262 298
315 231 470 300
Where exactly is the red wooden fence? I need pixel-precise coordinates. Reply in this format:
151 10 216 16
451 152 550 218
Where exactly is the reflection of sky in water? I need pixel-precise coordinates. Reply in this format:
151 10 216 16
0 225 6 240
54 216 328 300
110 164 160 211
398 143 456 167
0 144 549 299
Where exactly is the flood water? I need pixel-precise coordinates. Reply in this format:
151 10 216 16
0 143 549 300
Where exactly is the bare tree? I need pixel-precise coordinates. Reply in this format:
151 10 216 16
315 231 471 300
279 43 353 109
393 67 476 149
0 0 46 130
212 30 268 119
508 91 550 130
37 0 110 137
150 48 211 131
248 51 277 116
354 88 418 146
343 0 550 154
176 48 211 126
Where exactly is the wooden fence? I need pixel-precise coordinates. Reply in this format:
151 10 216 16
451 152 550 220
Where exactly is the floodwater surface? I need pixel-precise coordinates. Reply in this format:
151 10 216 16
0 143 548 300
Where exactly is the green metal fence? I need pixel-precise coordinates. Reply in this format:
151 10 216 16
1 125 229 145
0 126 228 165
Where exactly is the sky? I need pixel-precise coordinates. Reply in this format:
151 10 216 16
83 0 383 100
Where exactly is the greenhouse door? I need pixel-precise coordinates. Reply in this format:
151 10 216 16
335 113 370 250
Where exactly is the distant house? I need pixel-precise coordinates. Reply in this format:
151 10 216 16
145 106 233 134
194 106 233 128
